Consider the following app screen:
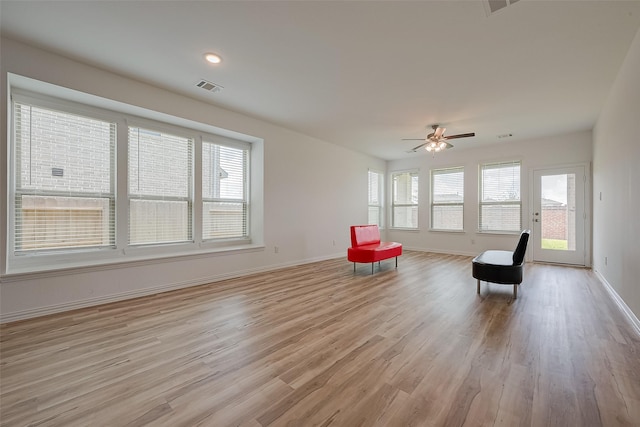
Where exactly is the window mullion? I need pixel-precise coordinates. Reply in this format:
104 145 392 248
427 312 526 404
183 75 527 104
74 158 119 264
193 135 203 246
116 119 129 250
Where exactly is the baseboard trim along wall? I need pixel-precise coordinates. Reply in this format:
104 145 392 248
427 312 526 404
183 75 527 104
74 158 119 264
403 246 477 257
594 268 640 337
0 252 345 324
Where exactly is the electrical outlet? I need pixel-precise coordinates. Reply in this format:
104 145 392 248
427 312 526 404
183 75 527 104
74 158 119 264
471 239 475 245
274 246 279 254
332 240 336 246
605 256 607 266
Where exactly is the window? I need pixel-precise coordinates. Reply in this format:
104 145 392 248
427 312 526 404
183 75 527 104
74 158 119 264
479 161 521 232
367 170 384 228
431 167 464 231
391 171 419 228
202 141 249 240
128 127 193 245
8 81 260 273
13 101 115 252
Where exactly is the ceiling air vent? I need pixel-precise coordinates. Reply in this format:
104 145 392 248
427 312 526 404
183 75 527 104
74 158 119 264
196 79 223 93
484 0 519 16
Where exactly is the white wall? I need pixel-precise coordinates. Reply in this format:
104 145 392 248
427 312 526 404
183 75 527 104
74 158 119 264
0 38 385 322
385 131 593 258
593 28 640 320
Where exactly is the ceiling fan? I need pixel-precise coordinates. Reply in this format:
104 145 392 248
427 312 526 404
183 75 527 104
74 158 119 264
403 124 475 153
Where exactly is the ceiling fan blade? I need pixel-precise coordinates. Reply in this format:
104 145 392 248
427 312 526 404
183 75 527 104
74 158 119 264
410 142 427 152
403 131 436 143
444 132 475 140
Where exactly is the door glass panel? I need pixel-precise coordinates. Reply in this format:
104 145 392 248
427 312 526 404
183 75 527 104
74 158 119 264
540 173 576 251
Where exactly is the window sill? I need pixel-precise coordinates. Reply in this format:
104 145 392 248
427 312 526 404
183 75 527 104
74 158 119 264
429 229 465 233
2 243 265 282
388 227 420 232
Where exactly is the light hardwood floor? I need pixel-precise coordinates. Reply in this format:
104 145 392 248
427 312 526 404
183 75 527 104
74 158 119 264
1 251 639 426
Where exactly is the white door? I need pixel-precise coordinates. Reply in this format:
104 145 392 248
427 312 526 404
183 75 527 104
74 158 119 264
532 166 586 265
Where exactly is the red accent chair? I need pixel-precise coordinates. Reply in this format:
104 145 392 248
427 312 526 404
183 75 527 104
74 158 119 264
347 225 402 274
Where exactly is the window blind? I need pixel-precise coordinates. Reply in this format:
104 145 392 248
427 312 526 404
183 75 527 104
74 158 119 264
202 141 248 240
13 102 115 252
128 127 193 245
368 170 383 227
431 167 464 230
479 161 521 232
391 171 419 228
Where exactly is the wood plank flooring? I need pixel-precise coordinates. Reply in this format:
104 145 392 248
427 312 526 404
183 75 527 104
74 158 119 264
1 251 639 426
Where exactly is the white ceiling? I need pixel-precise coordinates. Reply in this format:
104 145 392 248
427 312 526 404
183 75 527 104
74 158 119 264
2 1 639 160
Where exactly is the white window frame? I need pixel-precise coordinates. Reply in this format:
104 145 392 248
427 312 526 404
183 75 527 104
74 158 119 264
201 137 251 243
431 166 464 231
11 95 118 254
9 92 120 269
368 169 384 228
7 83 259 274
127 123 195 246
391 170 419 229
479 160 522 233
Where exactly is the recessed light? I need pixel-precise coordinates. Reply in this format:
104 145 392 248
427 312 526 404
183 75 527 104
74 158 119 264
204 53 222 64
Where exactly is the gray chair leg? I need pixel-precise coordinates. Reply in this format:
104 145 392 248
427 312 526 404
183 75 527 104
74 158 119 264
353 262 356 273
513 284 518 299
395 256 398 268
371 263 374 274
477 279 481 294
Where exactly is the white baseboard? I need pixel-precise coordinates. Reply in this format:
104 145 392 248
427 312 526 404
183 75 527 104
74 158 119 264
0 252 345 324
594 268 640 337
403 246 477 257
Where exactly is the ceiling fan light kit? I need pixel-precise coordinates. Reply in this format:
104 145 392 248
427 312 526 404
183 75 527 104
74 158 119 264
425 140 452 152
